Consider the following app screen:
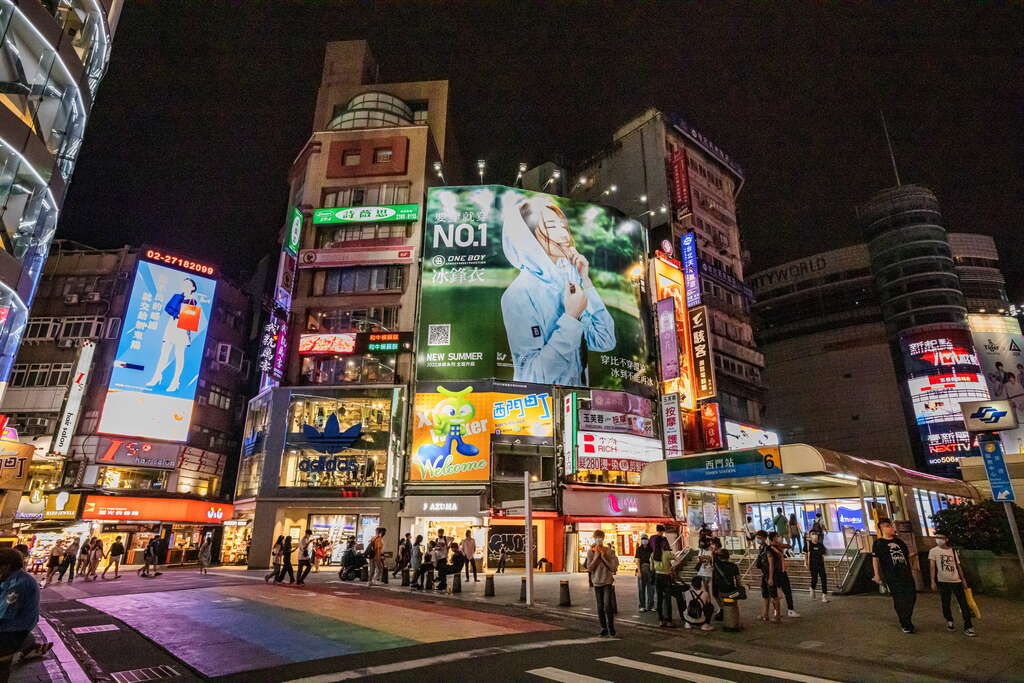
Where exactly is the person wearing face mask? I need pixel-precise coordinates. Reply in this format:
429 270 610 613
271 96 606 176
805 530 829 602
501 198 616 386
928 534 975 637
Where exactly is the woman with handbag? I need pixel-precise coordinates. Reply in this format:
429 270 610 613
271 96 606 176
146 277 201 393
928 534 976 637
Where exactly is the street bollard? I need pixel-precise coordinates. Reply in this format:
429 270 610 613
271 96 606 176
519 576 527 602
451 572 462 594
558 580 571 607
425 567 435 590
484 573 495 597
721 596 742 632
401 568 411 586
359 565 369 582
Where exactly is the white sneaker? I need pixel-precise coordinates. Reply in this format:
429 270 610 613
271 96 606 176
821 594 830 603
809 588 816 598
787 609 800 617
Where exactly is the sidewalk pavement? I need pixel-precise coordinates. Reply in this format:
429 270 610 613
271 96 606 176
220 565 1024 682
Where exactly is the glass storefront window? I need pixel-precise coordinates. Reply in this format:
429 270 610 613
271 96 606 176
576 522 659 574
279 389 399 495
300 354 397 385
97 466 168 491
236 392 271 498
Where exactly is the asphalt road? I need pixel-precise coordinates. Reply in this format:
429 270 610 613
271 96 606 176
17 568 959 682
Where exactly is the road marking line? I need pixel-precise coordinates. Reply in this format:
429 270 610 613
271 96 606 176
526 666 611 682
286 637 607 682
599 656 736 683
37 617 91 683
71 624 119 634
653 651 842 683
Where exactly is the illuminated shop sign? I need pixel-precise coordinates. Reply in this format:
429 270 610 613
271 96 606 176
701 402 724 450
561 488 667 518
44 493 81 519
313 203 420 225
654 255 697 410
141 248 216 277
94 437 180 470
668 144 692 220
680 232 700 307
661 393 682 456
298 332 413 355
724 420 779 449
285 207 302 255
52 341 95 456
81 495 234 524
666 447 781 483
688 305 716 400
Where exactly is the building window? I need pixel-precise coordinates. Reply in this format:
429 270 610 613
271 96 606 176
306 306 400 333
343 151 360 166
207 384 232 411
301 355 397 385
59 316 105 340
321 183 410 209
311 265 405 296
373 148 393 164
24 318 60 341
215 343 246 372
315 222 407 248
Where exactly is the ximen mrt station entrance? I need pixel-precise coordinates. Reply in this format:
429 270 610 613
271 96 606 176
642 444 980 554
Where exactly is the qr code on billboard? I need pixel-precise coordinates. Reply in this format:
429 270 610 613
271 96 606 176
427 324 451 346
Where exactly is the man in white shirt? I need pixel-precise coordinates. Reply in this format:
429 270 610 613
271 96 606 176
928 534 975 636
743 516 757 549
460 530 478 582
296 530 313 585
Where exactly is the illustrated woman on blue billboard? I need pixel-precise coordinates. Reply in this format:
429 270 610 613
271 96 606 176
501 195 615 385
146 277 199 393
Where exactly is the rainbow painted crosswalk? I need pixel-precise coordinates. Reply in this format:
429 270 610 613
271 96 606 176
80 583 558 677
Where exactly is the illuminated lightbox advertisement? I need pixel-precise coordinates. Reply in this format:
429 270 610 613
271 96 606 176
899 329 990 475
98 257 217 442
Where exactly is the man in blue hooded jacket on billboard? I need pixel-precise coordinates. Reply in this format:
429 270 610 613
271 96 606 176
500 194 615 386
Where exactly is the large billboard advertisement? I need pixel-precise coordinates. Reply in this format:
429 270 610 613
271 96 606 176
98 258 217 442
968 314 1024 454
418 186 654 395
409 380 554 482
653 253 697 410
899 328 990 475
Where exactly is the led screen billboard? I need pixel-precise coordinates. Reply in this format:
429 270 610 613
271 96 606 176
409 380 553 482
418 186 654 395
653 253 697 410
899 328 989 475
969 314 1024 454
98 258 217 442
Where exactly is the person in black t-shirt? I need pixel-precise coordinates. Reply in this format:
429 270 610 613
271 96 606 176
805 531 829 602
635 533 654 612
872 518 917 633
101 536 125 580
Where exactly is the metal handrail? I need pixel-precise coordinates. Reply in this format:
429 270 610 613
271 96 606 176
837 529 865 588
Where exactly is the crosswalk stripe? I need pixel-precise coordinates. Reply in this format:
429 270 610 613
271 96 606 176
653 651 842 683
599 656 737 683
526 667 611 683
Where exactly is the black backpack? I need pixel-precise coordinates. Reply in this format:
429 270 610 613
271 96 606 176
686 590 705 621
364 545 376 560
755 546 769 573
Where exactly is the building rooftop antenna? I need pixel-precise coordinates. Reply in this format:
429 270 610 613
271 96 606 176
880 109 902 187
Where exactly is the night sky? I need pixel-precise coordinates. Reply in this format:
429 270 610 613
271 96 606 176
59 1 1023 295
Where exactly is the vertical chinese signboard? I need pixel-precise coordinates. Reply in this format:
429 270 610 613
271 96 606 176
688 305 716 400
668 143 692 220
661 392 682 456
700 401 723 450
680 232 701 308
653 254 697 410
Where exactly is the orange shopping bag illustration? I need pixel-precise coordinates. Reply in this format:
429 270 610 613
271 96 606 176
177 303 201 332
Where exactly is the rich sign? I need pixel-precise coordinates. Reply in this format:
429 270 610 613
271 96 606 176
81 495 234 524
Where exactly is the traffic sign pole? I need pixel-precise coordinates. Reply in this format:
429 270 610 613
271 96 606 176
1005 502 1024 578
524 471 533 607
977 433 1024 575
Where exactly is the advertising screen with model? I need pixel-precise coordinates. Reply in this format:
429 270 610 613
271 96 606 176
98 258 217 441
418 186 654 396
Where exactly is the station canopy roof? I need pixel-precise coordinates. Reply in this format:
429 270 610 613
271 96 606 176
641 443 981 500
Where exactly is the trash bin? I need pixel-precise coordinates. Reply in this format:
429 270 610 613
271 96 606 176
721 596 742 632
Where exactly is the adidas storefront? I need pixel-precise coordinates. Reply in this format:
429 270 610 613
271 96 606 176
237 386 406 570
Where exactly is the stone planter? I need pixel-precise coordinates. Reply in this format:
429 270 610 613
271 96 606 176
958 549 1024 599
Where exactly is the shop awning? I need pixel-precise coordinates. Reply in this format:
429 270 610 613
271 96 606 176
564 516 676 524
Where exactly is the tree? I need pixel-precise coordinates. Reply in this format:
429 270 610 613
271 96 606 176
932 500 1024 554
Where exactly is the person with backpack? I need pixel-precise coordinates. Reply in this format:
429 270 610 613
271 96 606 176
635 533 654 612
929 533 975 637
266 536 284 583
683 575 715 630
366 528 386 587
586 529 619 637
788 513 803 554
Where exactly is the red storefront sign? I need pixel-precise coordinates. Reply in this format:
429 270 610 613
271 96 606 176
81 496 233 524
668 144 692 219
701 402 723 450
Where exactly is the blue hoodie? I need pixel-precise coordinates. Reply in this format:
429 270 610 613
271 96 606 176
500 192 615 385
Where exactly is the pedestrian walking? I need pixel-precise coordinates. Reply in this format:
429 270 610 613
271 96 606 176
296 529 313 584
460 530 478 582
928 533 975 637
275 536 296 584
102 536 125 579
743 516 757 549
788 513 803 554
496 543 508 573
393 533 411 578
585 529 619 637
366 527 386 587
58 537 79 583
313 539 327 572
42 541 63 587
682 575 716 631
635 533 654 612
74 539 91 579
806 529 829 602
408 535 423 590
810 512 826 536
0 548 40 681
266 536 284 583
772 508 789 552
652 534 676 628
872 518 918 634
85 538 103 581
198 536 212 574
139 536 163 578
769 532 799 617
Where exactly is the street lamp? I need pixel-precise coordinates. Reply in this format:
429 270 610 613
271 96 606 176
477 159 486 183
